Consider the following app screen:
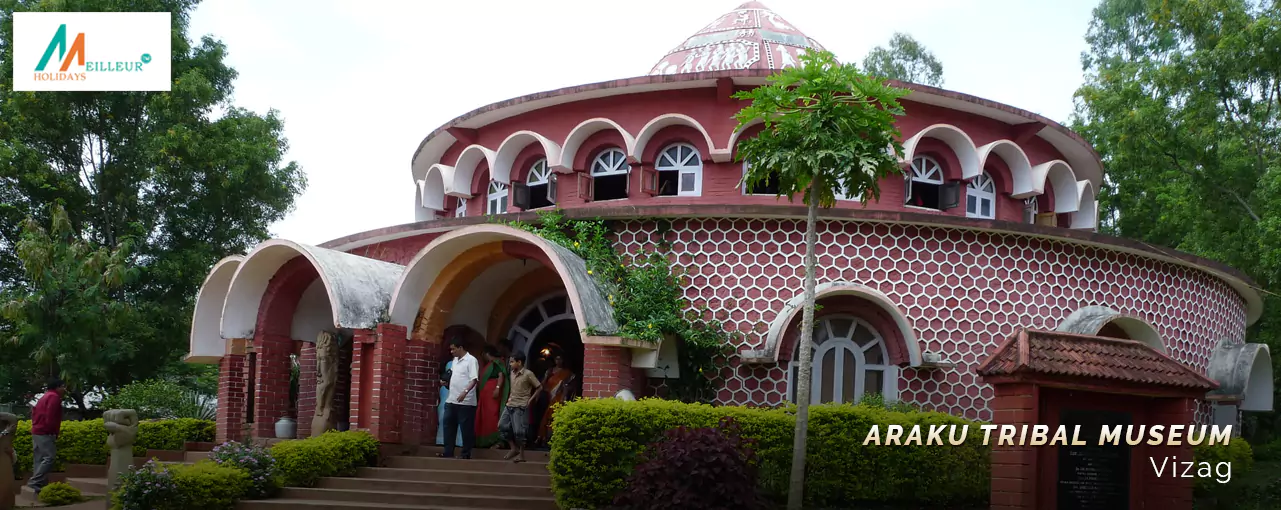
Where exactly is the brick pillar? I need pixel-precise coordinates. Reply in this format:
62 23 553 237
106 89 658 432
362 324 408 442
215 352 247 443
582 344 635 398
989 383 1037 510
1143 397 1196 510
336 339 353 428
295 342 318 438
349 329 377 432
402 338 441 445
253 333 293 438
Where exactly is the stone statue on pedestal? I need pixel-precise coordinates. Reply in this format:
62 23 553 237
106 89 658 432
312 331 339 437
0 412 17 510
103 409 138 494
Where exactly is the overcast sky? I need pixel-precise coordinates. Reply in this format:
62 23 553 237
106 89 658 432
187 0 1099 246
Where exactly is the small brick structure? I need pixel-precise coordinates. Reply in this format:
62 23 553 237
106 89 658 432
978 329 1218 510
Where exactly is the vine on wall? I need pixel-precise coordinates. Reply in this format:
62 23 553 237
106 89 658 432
505 211 732 402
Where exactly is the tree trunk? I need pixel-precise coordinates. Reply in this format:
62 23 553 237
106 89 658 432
786 183 821 510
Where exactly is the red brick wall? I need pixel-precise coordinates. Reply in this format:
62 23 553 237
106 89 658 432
989 383 1038 510
400 338 439 446
582 345 645 398
253 333 292 437
296 342 317 438
215 353 246 443
367 324 408 443
1143 398 1196 508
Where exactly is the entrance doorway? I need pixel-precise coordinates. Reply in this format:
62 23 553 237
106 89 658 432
508 293 584 378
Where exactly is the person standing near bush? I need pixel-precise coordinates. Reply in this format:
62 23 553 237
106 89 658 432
438 338 479 459
27 379 65 494
500 353 540 463
474 346 509 449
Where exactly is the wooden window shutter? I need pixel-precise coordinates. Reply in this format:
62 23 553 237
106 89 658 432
641 167 659 196
1036 212 1056 226
577 172 593 201
547 175 558 205
903 173 913 203
511 182 530 210
940 181 962 210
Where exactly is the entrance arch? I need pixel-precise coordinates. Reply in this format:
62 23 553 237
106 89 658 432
508 293 585 384
788 315 900 405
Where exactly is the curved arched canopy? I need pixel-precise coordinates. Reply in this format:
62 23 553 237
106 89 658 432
494 131 562 184
1207 339 1274 412
1055 305 1165 353
1072 181 1097 230
188 256 244 364
555 118 636 172
452 145 497 194
632 113 724 163
387 224 619 338
742 281 921 367
1031 160 1081 213
221 240 406 340
976 140 1034 197
901 124 981 180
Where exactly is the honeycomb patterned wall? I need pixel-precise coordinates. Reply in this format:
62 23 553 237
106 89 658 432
613 218 1249 422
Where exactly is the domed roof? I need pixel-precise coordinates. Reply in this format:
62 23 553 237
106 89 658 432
648 1 827 76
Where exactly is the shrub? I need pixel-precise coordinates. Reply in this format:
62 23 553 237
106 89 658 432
113 460 179 510
38 482 82 506
549 398 989 510
271 430 379 487
210 440 279 498
611 416 766 510
100 379 216 420
112 460 251 510
13 418 215 472
1251 437 1281 461
1193 437 1254 496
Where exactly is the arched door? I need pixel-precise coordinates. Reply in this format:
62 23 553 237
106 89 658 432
789 315 899 405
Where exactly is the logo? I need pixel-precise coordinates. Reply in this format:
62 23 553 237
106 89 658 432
13 12 171 91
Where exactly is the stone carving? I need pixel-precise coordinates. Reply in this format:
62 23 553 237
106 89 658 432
0 412 16 510
312 330 339 436
103 409 138 494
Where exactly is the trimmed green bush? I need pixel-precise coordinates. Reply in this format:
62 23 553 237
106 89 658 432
38 481 82 506
111 460 250 510
13 418 215 472
270 430 380 487
1193 437 1253 495
548 398 990 509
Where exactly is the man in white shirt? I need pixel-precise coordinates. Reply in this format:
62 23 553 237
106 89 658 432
440 337 479 459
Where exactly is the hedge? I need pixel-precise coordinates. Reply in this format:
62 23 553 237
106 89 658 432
548 398 990 509
270 430 380 487
112 460 251 510
1192 437 1254 495
13 418 215 472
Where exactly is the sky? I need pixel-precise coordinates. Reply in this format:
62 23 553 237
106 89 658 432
187 0 1100 246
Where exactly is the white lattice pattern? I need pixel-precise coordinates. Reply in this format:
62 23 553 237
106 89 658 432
613 218 1248 422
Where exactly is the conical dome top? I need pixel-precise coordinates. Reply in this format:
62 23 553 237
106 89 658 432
648 2 827 76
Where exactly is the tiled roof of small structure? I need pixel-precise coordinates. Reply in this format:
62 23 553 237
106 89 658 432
975 329 1218 390
648 2 825 76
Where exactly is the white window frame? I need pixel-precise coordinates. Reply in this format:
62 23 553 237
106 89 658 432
591 148 631 177
966 172 997 219
454 197 466 218
910 155 944 185
486 181 509 215
787 315 898 405
527 158 551 186
655 143 703 196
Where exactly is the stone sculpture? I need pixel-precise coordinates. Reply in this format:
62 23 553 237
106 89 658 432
103 409 138 494
312 331 339 436
0 412 16 510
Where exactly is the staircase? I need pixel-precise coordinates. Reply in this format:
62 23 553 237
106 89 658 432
236 446 557 510
18 447 208 503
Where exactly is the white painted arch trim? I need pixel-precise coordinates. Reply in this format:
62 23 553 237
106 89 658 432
493 131 563 185
1030 160 1081 213
554 118 637 173
976 140 1034 197
726 117 764 161
1054 305 1166 354
632 113 723 164
221 239 406 340
1072 181 1098 230
451 145 497 196
187 255 243 364
1207 339 1274 412
901 124 982 181
387 224 619 338
744 281 922 367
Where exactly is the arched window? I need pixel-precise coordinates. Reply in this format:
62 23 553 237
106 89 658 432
742 161 782 195
487 181 508 215
654 143 702 196
904 155 947 210
590 148 630 201
966 172 996 219
454 197 467 218
788 316 898 404
526 158 555 209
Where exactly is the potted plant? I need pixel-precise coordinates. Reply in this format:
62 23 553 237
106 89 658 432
276 354 300 439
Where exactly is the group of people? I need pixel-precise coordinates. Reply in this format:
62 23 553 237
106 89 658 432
436 338 576 461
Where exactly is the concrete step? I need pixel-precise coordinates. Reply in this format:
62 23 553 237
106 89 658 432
238 500 475 509
355 467 549 487
382 456 548 475
185 450 212 463
318 477 552 499
276 488 558 510
65 477 107 496
407 445 550 463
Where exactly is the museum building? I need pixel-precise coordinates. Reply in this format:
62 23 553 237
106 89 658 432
186 1 1272 460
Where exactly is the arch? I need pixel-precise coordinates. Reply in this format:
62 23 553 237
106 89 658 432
976 140 1035 197
726 117 764 157
1030 160 1081 213
507 292 577 358
1071 180 1098 230
1054 305 1165 353
747 281 921 367
493 131 562 185
188 256 244 363
221 239 406 340
632 114 721 164
1207 339 1274 412
451 144 497 195
417 165 446 211
387 224 619 339
555 118 636 173
901 124 981 180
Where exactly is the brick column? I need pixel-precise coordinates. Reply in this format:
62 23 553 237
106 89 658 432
402 338 441 446
295 342 318 438
215 351 247 443
989 383 1037 510
368 324 408 443
349 329 377 432
253 333 293 438
582 344 635 398
1143 397 1196 510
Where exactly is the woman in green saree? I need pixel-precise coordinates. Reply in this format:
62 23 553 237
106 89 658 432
474 345 509 448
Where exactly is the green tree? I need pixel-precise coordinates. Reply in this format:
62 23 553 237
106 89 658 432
862 33 944 87
1073 0 1281 436
0 0 306 405
732 50 907 508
